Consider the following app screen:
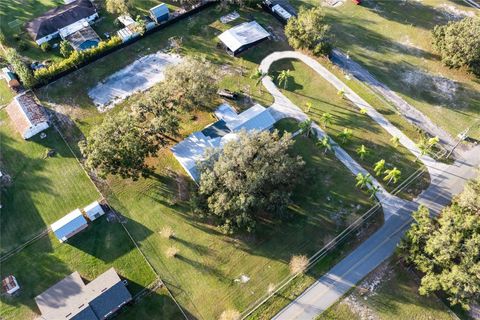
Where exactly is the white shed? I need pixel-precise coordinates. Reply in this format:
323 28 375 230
83 201 105 221
51 209 88 242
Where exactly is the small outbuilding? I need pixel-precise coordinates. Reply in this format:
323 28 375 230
2 275 20 295
1 67 21 91
149 3 169 24
262 0 296 24
51 209 88 242
83 201 105 221
218 21 270 56
5 91 50 139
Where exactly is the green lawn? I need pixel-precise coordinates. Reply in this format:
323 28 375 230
0 81 15 106
0 217 158 320
0 110 100 255
270 59 430 199
117 288 185 320
294 0 480 140
316 258 455 320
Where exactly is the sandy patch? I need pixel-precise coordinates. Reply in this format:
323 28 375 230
402 69 458 101
438 3 476 20
88 52 182 112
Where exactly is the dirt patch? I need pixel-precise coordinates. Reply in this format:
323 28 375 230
437 3 475 20
88 52 183 111
402 69 458 101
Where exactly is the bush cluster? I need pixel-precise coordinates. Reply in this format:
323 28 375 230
34 37 122 83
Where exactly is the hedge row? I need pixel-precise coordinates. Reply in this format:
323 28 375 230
34 37 122 84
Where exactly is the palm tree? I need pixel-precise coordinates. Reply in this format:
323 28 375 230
373 159 385 176
299 119 314 138
320 112 333 128
383 167 401 184
359 108 367 115
304 102 312 114
416 135 439 159
356 144 368 160
390 136 400 148
316 136 332 154
338 128 353 144
368 185 381 199
337 88 345 98
277 70 291 89
250 69 267 86
356 172 372 189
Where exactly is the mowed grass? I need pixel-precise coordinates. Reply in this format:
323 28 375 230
103 135 375 319
270 59 430 199
302 0 480 139
0 110 100 255
0 217 158 320
317 258 455 320
0 81 15 106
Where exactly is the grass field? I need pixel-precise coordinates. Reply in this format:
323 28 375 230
269 59 430 199
117 288 185 319
316 257 455 320
0 81 15 106
0 110 100 255
299 0 480 140
0 217 160 320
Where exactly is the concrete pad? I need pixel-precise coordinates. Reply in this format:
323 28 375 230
88 52 182 112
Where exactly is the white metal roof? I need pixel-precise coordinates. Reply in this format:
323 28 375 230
218 21 270 53
51 209 87 241
272 4 292 20
84 201 104 216
59 18 90 38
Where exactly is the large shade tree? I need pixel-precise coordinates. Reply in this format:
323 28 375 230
161 56 218 112
285 7 332 56
432 16 480 75
194 130 305 233
401 175 480 309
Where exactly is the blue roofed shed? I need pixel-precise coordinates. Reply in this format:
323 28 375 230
149 3 169 24
51 209 88 242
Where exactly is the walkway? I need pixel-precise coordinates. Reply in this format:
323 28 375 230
257 51 480 319
330 49 459 153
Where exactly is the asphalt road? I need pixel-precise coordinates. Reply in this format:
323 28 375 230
258 51 480 320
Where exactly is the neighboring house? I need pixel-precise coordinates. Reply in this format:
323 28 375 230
149 3 169 24
171 103 276 181
218 21 270 56
35 268 132 320
26 0 98 45
5 91 49 139
51 209 88 243
117 16 155 43
83 201 105 221
1 67 21 92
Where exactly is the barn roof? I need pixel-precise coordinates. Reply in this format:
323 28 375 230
51 209 88 240
5 91 48 137
149 3 169 18
26 0 96 40
218 21 270 53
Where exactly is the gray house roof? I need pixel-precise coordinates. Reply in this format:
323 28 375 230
35 268 132 320
26 0 96 40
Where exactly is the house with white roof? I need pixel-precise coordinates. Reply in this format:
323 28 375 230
83 201 105 221
218 21 270 56
171 103 276 181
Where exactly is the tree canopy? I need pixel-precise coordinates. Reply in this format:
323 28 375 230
5 48 36 88
285 7 332 56
401 175 480 309
161 56 218 112
80 104 178 180
194 130 305 233
105 0 130 15
432 17 480 76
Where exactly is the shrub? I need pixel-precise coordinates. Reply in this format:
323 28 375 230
218 309 240 320
160 226 175 239
59 40 73 58
4 48 36 88
34 37 122 83
17 41 28 52
289 255 309 274
165 246 180 258
40 42 51 52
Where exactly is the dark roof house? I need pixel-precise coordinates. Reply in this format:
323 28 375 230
35 268 132 320
6 91 49 139
26 0 97 42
